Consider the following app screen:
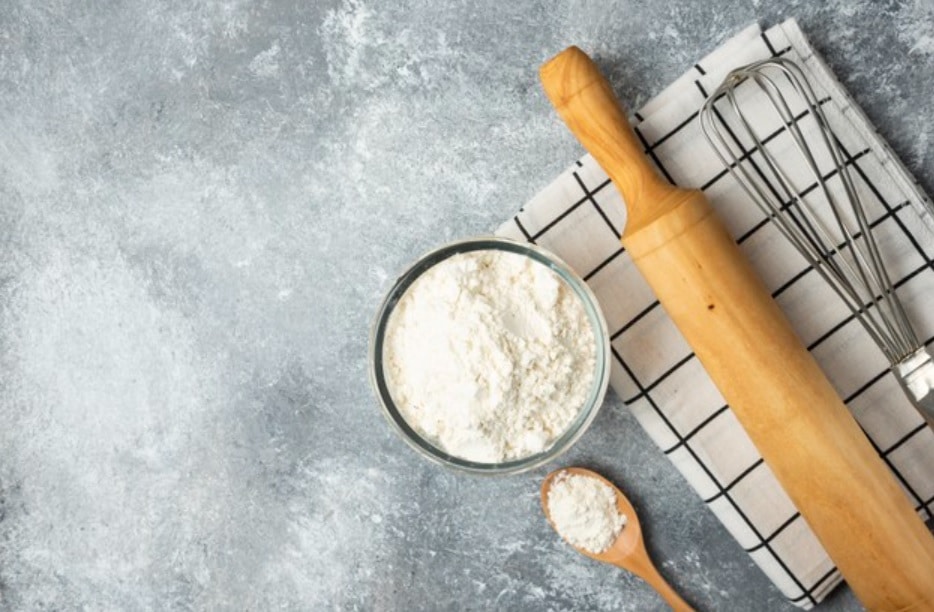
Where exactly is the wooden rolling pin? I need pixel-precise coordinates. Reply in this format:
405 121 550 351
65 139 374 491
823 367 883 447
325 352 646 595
539 46 934 611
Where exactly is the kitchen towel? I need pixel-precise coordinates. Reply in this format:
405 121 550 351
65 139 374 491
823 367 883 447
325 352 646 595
497 18 934 609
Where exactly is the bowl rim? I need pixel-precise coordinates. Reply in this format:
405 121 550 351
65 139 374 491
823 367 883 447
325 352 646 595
368 236 612 475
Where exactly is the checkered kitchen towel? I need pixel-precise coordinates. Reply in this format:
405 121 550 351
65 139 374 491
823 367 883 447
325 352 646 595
498 19 934 608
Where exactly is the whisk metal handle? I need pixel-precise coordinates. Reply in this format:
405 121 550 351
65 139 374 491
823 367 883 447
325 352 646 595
540 47 692 236
896 348 934 429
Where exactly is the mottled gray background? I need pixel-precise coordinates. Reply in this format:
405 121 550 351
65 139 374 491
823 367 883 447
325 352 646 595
0 0 931 610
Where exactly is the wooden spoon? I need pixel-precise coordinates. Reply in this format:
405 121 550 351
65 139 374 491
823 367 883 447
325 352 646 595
541 467 693 611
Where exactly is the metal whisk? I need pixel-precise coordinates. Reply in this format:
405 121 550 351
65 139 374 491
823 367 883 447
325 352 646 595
699 56 934 426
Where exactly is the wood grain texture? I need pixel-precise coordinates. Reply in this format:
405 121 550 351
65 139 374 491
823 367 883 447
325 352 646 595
540 46 934 611
539 46 694 236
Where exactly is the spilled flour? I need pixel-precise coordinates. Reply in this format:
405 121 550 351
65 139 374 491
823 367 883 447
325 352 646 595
547 471 627 554
383 249 596 463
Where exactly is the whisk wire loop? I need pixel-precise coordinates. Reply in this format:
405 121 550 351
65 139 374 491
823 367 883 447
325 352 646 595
700 57 921 364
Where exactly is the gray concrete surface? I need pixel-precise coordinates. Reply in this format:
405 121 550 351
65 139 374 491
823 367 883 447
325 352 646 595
1 0 932 609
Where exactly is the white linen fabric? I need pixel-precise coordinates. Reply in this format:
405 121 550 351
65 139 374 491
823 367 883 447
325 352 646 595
497 19 934 608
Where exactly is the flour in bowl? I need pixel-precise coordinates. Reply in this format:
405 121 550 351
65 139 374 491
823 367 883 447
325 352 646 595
382 249 596 463
547 471 627 554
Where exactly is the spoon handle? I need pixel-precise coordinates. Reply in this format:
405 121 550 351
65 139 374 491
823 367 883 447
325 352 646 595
626 556 693 612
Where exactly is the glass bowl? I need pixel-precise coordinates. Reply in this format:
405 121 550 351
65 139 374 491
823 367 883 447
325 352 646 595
368 237 611 475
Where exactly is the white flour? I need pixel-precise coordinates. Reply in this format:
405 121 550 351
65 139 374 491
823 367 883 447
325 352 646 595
547 472 627 553
383 249 596 463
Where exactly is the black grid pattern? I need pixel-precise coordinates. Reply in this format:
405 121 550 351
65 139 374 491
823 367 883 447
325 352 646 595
497 20 934 609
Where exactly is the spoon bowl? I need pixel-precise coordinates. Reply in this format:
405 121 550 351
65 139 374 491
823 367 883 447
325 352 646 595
541 467 693 611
